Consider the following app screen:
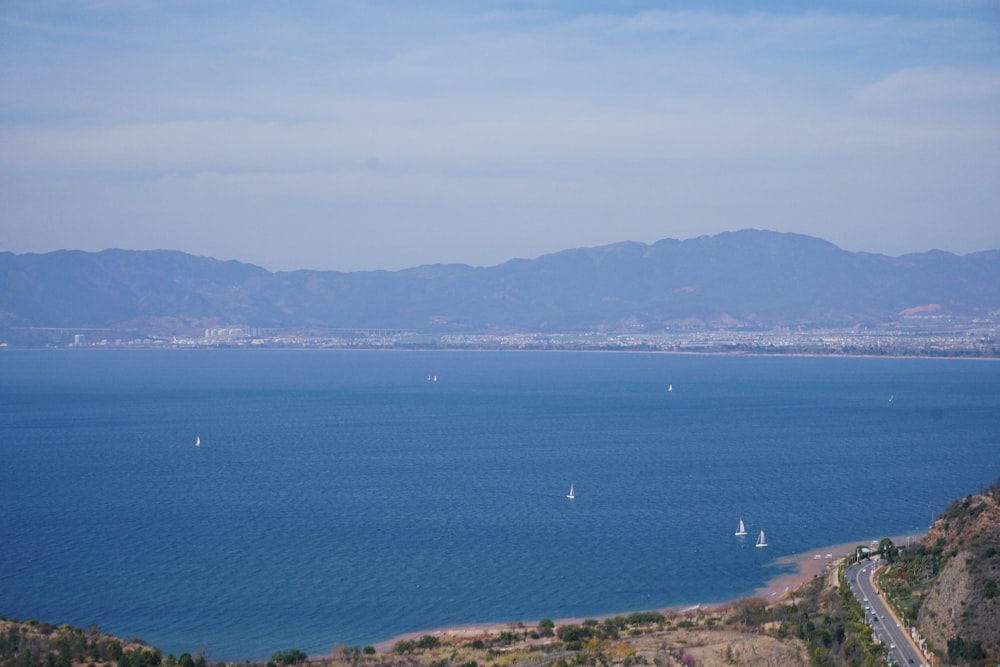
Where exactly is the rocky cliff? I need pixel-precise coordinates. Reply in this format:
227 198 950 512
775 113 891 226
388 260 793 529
918 484 1000 662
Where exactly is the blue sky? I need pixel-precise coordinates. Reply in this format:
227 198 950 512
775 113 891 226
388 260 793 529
1 1 998 271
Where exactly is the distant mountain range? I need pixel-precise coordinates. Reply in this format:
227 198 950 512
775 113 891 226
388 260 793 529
2 230 999 343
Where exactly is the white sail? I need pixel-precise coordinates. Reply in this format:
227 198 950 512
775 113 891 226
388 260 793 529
735 519 747 536
755 530 768 548
195 436 201 447
567 484 575 499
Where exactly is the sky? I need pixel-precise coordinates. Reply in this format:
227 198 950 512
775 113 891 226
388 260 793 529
1 1 999 272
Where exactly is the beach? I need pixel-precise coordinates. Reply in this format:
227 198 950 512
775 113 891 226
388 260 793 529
752 539 867 601
373 537 884 653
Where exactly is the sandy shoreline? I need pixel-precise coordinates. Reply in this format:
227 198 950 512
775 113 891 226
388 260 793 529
752 539 866 601
372 536 901 653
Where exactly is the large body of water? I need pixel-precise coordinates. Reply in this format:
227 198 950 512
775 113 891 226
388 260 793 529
1 350 998 659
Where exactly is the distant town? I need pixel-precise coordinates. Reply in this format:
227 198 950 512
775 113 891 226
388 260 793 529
5 235 999 358
14 320 998 357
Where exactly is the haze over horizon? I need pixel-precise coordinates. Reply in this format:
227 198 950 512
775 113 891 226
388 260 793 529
2 1 999 272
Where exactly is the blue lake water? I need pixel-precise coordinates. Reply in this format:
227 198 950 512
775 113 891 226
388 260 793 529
1 350 998 660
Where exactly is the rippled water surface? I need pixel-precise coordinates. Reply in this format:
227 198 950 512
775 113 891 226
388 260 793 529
1 350 997 659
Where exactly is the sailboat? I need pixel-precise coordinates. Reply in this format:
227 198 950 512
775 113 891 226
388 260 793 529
567 484 575 500
735 519 748 537
195 436 201 448
755 530 768 548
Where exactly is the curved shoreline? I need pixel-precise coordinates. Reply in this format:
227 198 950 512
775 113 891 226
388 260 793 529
371 536 899 653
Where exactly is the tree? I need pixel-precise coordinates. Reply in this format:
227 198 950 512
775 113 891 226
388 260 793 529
948 635 986 661
269 649 307 665
877 538 898 563
390 640 415 654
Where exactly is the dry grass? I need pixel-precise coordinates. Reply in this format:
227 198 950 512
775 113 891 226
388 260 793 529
311 608 809 667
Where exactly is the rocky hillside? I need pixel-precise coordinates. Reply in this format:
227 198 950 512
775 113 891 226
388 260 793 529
919 483 1000 663
881 481 1000 664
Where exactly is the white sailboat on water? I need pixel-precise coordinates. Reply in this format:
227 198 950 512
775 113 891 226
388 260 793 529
755 530 768 548
195 436 201 448
567 484 575 500
735 519 748 537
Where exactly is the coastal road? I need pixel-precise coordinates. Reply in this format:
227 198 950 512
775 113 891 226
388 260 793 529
845 559 927 666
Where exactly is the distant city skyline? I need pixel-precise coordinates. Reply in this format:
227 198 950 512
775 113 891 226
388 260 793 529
2 1 999 272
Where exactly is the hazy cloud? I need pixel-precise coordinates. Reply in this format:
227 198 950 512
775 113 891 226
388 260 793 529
1 1 998 270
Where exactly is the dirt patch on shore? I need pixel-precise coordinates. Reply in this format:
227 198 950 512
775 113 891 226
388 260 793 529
628 627 808 667
754 540 860 601
350 617 810 667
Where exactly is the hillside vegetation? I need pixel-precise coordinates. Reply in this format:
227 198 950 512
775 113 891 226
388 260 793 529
878 480 1000 665
0 619 163 667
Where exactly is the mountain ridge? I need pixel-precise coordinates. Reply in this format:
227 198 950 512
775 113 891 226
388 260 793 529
2 229 999 343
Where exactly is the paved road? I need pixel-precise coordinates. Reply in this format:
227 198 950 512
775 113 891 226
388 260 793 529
845 558 927 666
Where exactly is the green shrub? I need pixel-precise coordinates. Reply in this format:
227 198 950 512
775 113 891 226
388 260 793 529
391 640 415 654
269 648 307 665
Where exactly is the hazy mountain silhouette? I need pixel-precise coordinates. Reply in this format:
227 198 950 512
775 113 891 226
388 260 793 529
2 230 998 340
